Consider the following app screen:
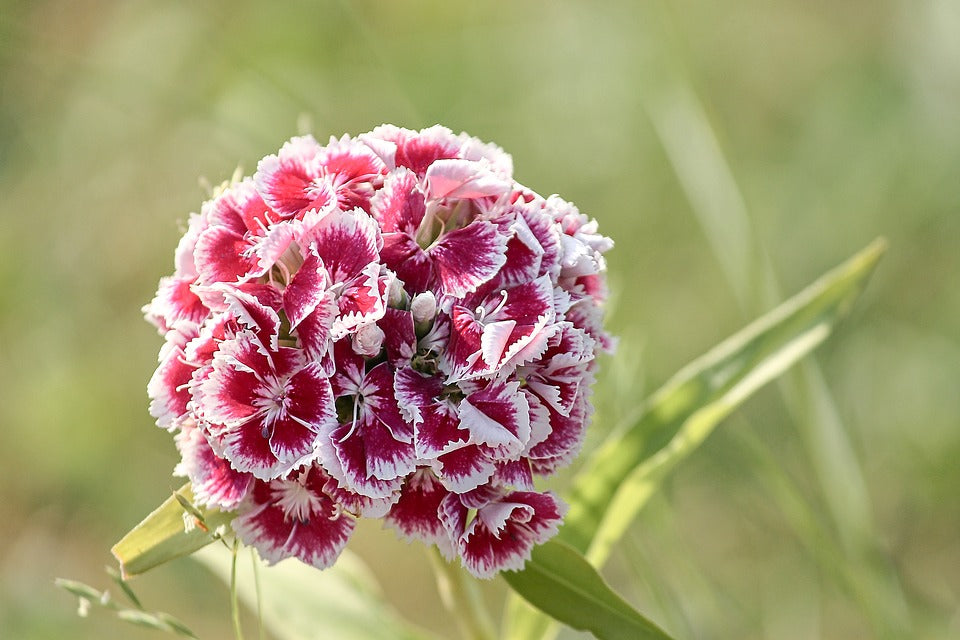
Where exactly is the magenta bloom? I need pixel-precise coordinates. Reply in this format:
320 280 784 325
145 125 612 578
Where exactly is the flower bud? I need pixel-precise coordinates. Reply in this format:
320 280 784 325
352 322 385 358
387 276 407 309
411 291 437 337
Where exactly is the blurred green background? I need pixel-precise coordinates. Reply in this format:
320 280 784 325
1 1 958 638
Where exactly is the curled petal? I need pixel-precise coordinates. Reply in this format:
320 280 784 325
440 489 566 579
424 159 511 201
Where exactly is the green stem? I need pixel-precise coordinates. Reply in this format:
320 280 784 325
230 539 245 640
428 548 497 640
251 548 264 640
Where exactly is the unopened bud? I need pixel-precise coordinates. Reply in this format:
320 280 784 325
411 291 437 337
387 276 407 309
411 291 437 325
352 323 385 358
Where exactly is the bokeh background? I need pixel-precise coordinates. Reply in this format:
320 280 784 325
1 1 958 638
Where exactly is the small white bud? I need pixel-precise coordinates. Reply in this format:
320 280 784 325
77 597 91 617
411 291 437 325
387 276 406 308
352 323 385 358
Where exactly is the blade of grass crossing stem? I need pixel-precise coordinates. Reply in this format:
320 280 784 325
111 484 233 578
505 241 884 640
560 239 884 559
502 540 674 640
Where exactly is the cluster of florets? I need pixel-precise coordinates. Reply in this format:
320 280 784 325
145 125 613 578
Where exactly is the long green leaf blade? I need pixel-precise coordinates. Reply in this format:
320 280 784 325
561 239 885 560
112 483 233 578
502 540 673 640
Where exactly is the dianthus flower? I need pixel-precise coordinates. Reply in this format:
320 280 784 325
145 125 613 578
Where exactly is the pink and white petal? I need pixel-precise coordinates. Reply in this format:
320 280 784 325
222 419 293 480
173 211 207 279
415 403 469 459
386 469 453 555
458 382 530 460
479 320 517 369
427 221 508 297
528 394 590 466
215 285 282 352
174 425 252 509
322 474 399 518
433 445 496 494
195 343 262 428
232 476 355 569
254 136 324 217
194 225 258 285
424 159 511 201
333 262 387 338
282 246 329 329
493 459 535 491
144 276 209 334
380 309 417 367
380 233 434 294
452 491 565 579
395 125 462 176
249 216 305 278
308 209 382 284
278 510 355 570
357 131 398 170
363 364 414 443
318 135 387 184
456 133 514 176
370 167 426 235
291 295 337 363
492 213 544 289
521 389 553 453
268 414 322 468
332 418 416 483
393 366 438 425
148 344 196 430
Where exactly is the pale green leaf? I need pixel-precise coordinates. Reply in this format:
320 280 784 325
193 544 439 640
502 540 673 640
111 483 233 578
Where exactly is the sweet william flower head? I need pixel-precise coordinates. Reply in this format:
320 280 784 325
146 125 613 578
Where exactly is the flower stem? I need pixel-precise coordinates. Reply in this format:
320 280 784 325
230 539 245 640
428 548 497 640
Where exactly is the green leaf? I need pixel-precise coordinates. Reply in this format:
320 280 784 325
502 540 673 640
505 240 885 640
562 238 885 563
193 543 439 640
111 483 234 578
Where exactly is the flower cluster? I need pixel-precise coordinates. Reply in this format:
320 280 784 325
145 125 612 578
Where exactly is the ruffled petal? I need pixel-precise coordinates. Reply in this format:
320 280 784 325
440 489 565 579
370 167 426 235
232 468 354 569
385 469 453 556
424 159 511 201
174 424 252 509
427 220 507 297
